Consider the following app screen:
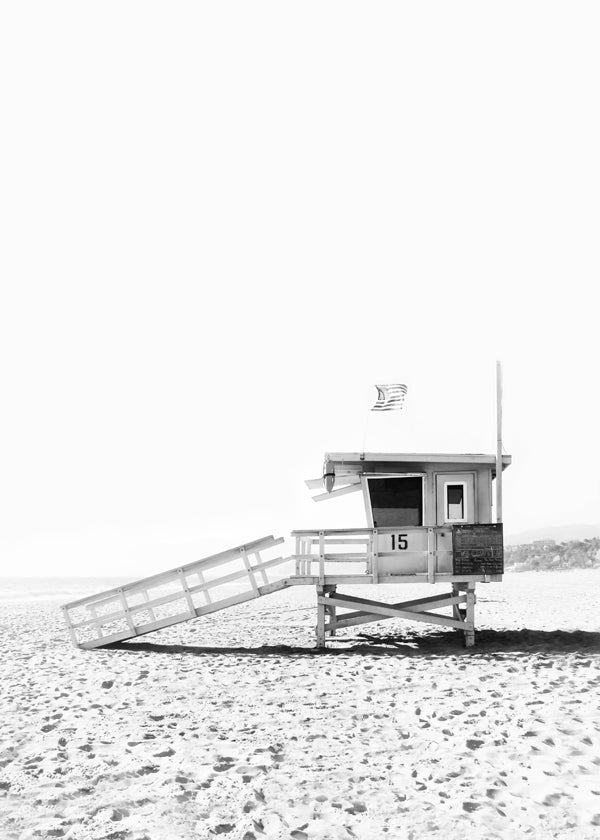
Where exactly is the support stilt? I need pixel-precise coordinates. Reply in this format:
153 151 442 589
465 582 476 647
325 586 337 637
452 582 476 646
451 583 465 623
316 584 336 648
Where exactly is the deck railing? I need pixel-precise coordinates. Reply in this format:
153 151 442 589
291 526 454 583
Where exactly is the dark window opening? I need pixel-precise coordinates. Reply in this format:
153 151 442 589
368 477 423 527
446 484 465 520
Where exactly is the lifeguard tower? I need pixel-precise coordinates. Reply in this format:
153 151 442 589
295 449 510 647
62 371 510 650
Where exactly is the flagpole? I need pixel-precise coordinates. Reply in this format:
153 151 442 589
361 409 371 458
496 360 503 523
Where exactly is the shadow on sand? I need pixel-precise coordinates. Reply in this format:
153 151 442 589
109 629 600 659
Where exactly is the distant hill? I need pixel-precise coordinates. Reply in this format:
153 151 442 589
505 536 600 572
505 523 600 546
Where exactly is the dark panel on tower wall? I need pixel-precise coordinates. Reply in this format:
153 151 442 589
452 523 504 574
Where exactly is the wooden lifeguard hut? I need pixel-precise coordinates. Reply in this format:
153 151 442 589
297 447 510 647
62 366 510 650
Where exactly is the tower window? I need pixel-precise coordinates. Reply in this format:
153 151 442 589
367 476 423 527
445 483 466 521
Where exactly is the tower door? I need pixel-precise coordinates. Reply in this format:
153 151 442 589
435 473 476 526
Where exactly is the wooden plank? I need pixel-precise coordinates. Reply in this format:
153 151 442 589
323 556 368 562
196 569 211 604
367 531 374 577
118 589 137 636
291 553 368 563
331 591 466 613
178 570 196 616
465 583 476 647
80 628 133 649
311 483 362 502
316 586 326 648
325 589 337 638
242 549 259 595
318 532 325 585
254 552 269 585
325 452 512 467
258 579 293 595
372 529 379 585
377 573 502 584
305 476 361 490
289 573 501 585
61 606 79 647
292 574 421 585
427 527 435 584
291 528 373 537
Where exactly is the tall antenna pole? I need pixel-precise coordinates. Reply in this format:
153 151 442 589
496 360 503 523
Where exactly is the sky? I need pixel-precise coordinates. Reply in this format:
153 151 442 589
1 2 599 577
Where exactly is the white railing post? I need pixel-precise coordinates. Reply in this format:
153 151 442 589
254 551 269 585
318 531 325 585
242 548 259 594
61 606 79 647
178 569 196 616
118 588 137 636
372 529 379 584
465 583 476 647
427 527 435 583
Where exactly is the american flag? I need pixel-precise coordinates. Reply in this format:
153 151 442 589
371 383 407 411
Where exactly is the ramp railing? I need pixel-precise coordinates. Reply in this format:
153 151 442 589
62 535 290 649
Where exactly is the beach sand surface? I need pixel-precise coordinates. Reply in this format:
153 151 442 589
1 570 599 840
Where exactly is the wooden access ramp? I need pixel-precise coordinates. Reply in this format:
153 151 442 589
62 535 292 649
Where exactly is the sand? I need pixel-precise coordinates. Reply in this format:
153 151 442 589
1 570 599 839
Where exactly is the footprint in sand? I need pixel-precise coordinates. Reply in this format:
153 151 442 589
212 824 235 834
213 756 235 772
153 747 175 757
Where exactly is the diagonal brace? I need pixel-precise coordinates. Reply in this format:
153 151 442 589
320 593 467 631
